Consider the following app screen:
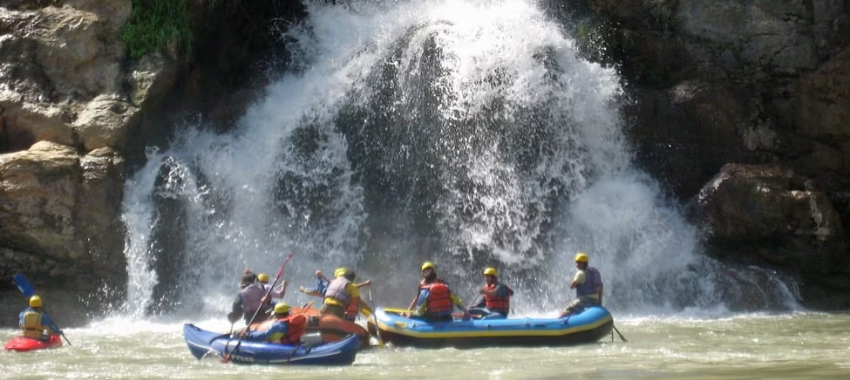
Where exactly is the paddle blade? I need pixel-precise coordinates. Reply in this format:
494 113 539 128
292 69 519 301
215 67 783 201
13 273 35 298
382 307 415 314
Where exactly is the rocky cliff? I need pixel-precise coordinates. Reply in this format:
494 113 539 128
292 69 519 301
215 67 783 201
0 0 303 325
567 0 850 309
0 0 848 326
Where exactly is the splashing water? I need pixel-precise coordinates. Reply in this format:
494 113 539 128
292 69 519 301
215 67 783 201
120 0 796 319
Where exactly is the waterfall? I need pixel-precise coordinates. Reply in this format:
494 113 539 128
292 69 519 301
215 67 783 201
120 0 796 319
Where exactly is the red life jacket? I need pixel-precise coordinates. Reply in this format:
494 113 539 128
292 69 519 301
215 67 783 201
482 283 513 314
419 279 453 314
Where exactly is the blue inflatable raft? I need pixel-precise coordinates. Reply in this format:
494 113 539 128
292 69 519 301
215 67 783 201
371 306 613 348
182 323 359 365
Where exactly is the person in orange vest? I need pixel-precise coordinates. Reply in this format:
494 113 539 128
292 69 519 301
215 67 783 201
560 252 604 317
320 268 373 320
469 267 514 319
408 261 467 322
241 302 307 344
19 295 62 340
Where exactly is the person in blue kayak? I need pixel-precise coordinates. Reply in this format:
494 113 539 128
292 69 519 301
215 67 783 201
560 252 604 317
241 302 307 344
408 261 467 322
228 270 273 324
320 268 373 320
19 295 62 340
468 267 514 319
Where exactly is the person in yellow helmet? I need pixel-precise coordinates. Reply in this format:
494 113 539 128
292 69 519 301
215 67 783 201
300 268 373 320
19 295 62 340
469 267 514 319
560 252 604 317
241 302 307 344
319 268 374 320
254 272 287 315
407 261 467 322
257 272 287 298
228 270 272 324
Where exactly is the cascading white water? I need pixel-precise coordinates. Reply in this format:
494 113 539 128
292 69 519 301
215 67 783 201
120 0 796 319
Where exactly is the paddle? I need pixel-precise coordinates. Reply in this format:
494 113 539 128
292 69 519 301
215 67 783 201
221 254 293 363
612 324 628 342
382 307 415 314
368 289 384 347
13 273 73 346
465 294 483 310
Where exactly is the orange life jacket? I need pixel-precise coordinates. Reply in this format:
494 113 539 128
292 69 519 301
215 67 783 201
253 313 307 344
281 314 307 344
419 279 453 315
482 283 513 314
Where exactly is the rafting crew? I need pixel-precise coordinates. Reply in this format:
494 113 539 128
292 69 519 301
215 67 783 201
319 268 374 320
468 267 514 319
19 295 62 341
301 268 373 321
560 252 604 317
240 302 307 344
407 261 468 322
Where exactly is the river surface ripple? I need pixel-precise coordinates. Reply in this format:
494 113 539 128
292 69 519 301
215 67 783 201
2 312 849 380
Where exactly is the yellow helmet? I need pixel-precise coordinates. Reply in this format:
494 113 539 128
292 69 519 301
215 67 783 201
29 295 42 308
421 261 435 271
482 267 498 277
257 273 269 283
575 252 589 263
274 302 290 314
334 267 347 278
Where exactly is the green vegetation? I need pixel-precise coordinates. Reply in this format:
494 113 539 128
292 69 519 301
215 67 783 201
122 0 192 59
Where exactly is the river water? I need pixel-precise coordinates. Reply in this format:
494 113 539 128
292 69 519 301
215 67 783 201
3 312 849 379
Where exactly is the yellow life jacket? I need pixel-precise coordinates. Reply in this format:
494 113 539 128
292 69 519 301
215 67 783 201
22 311 46 339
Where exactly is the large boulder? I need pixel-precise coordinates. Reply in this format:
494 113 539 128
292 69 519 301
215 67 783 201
688 164 850 309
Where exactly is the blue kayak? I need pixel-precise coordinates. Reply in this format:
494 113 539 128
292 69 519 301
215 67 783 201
182 323 359 365
371 306 613 348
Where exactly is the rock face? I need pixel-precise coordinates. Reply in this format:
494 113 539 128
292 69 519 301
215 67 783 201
0 0 304 325
0 141 125 325
0 0 847 324
689 164 850 309
577 0 850 308
0 0 179 325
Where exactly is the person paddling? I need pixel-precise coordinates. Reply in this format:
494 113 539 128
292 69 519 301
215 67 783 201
469 267 514 319
257 273 287 298
19 295 62 341
320 268 374 320
560 252 604 317
240 302 307 344
228 270 273 324
408 261 467 322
